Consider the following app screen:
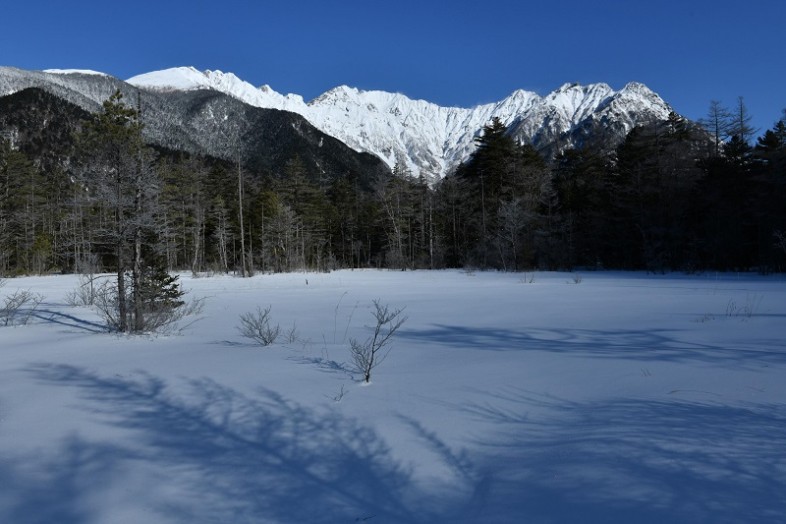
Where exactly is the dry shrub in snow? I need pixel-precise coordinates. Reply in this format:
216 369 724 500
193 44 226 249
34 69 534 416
1 289 44 326
350 299 407 383
238 306 281 346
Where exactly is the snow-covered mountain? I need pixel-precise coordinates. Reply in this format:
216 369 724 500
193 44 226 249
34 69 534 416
0 66 390 185
0 65 674 180
128 67 673 180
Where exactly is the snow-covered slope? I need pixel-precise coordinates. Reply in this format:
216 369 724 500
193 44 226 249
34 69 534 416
129 67 673 180
0 66 122 111
43 69 109 77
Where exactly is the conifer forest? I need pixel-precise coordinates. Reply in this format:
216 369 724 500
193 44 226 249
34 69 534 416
1 90 785 279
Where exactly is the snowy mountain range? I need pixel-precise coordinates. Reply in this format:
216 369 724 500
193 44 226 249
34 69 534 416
127 67 673 180
0 66 673 180
0 66 389 184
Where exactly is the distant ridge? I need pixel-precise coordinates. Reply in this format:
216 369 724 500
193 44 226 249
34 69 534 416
129 67 673 179
0 65 674 179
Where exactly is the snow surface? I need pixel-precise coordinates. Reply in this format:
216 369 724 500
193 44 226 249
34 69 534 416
127 68 671 180
1 270 784 523
43 69 109 77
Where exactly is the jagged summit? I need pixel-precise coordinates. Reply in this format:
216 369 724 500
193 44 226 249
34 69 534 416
0 65 673 179
127 66 672 178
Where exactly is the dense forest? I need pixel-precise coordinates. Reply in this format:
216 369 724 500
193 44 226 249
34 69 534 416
1 90 785 279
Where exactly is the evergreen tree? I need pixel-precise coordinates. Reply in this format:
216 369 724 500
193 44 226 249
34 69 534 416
552 146 612 268
615 117 707 271
0 142 41 273
448 118 552 269
755 120 786 153
73 90 161 332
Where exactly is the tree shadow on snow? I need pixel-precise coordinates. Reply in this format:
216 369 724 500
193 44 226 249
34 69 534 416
0 438 135 524
400 324 786 366
445 388 786 524
6 365 784 523
31 308 107 333
2 364 469 524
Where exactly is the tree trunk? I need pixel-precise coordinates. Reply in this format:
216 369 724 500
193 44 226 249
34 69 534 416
117 259 127 332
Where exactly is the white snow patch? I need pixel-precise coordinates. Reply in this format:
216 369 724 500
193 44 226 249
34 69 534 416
43 69 108 76
3 270 781 522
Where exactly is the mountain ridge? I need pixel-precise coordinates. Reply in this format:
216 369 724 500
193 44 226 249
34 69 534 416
0 67 390 186
127 67 673 179
1 66 674 180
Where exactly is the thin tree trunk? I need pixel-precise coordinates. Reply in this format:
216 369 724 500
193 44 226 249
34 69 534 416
238 162 247 277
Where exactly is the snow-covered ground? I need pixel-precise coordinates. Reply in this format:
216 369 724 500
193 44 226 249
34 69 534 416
1 270 784 523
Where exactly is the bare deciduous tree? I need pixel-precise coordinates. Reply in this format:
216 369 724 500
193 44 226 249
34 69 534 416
350 300 407 383
701 100 732 156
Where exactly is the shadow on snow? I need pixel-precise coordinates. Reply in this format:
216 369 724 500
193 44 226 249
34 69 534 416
449 388 786 524
31 308 108 333
3 365 784 523
400 324 786 365
1 364 457 524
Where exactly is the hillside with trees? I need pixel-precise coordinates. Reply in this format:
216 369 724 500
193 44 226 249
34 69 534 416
1 90 785 282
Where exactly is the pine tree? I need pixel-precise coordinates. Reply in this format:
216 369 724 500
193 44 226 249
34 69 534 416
74 90 161 332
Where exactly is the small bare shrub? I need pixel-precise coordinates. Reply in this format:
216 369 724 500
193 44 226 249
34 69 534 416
325 384 348 403
332 292 359 344
1 289 44 326
65 274 104 307
140 295 205 334
238 306 281 346
350 299 407 383
284 321 301 344
726 294 762 320
692 313 715 323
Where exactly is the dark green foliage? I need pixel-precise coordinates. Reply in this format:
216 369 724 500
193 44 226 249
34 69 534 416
443 118 555 269
612 115 708 271
137 266 185 309
0 140 58 274
2 85 785 275
0 88 89 172
553 146 614 268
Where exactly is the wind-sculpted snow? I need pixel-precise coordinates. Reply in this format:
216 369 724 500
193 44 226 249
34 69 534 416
128 67 673 179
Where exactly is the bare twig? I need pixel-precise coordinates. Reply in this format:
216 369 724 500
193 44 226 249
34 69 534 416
350 299 407 383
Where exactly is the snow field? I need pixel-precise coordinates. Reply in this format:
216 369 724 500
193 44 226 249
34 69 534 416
1 270 785 523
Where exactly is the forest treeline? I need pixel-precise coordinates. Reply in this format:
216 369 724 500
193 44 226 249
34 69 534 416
1 91 785 277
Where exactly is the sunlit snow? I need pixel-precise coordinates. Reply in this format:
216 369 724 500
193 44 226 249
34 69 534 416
1 270 784 523
127 67 671 180
43 69 108 77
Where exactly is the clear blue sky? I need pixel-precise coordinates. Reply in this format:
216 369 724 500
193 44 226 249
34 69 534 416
3 0 784 136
